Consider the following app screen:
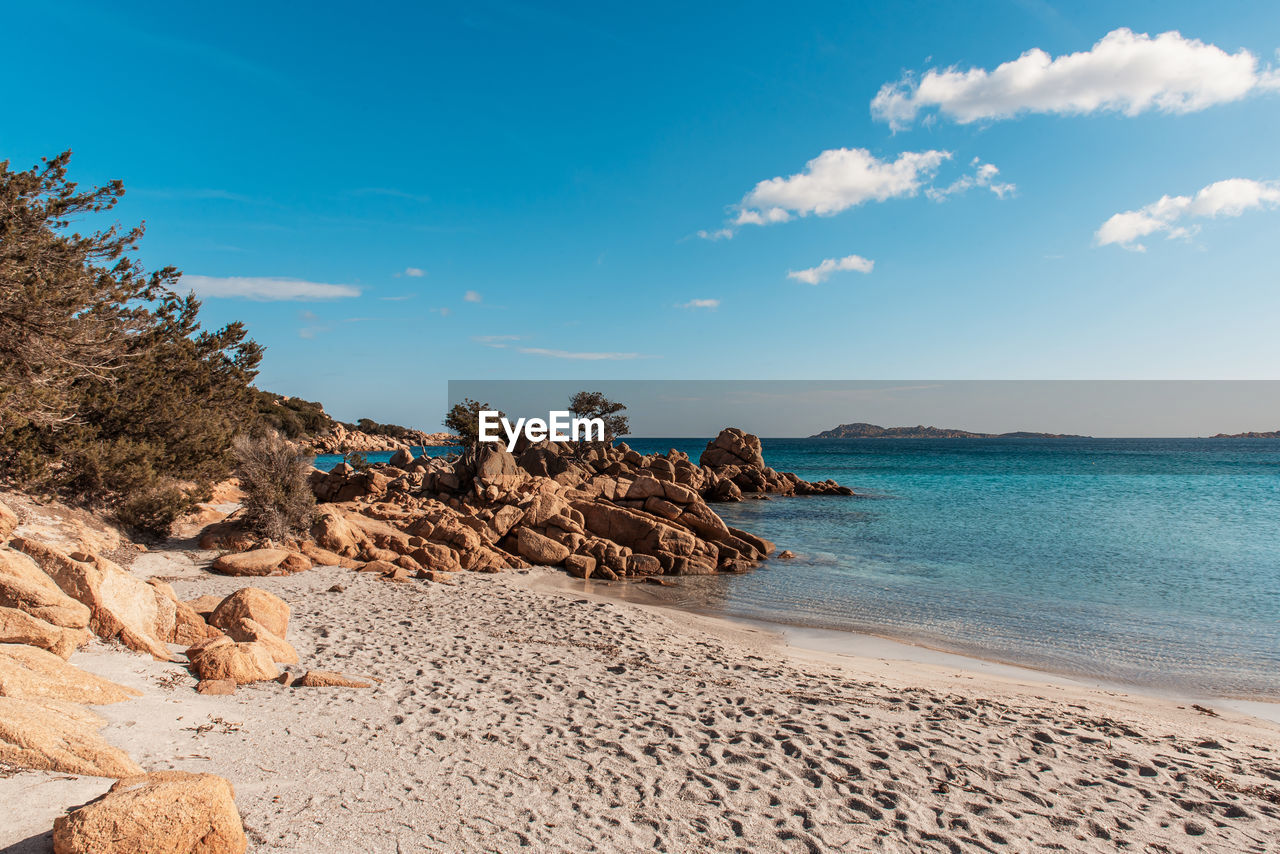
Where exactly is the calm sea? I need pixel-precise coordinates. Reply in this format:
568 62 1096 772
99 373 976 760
316 438 1280 699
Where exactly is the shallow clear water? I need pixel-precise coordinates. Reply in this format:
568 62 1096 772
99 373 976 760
314 438 1280 698
624 438 1280 699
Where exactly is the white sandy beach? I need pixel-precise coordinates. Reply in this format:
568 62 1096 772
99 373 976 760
4 550 1279 853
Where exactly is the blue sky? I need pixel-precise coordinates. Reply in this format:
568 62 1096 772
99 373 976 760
4 1 1279 429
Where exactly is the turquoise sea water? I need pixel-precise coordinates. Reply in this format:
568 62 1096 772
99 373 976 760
624 438 1280 700
314 439 1280 698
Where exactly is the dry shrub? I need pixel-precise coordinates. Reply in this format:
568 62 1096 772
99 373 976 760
233 431 315 541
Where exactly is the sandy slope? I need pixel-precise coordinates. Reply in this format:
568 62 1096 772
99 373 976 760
3 561 1279 853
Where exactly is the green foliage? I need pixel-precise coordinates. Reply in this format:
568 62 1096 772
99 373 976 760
0 152 263 538
568 391 630 443
343 450 371 471
234 431 316 541
114 483 197 542
444 398 503 449
254 391 334 439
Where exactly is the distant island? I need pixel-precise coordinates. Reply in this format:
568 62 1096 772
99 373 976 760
810 422 1089 439
1210 430 1280 438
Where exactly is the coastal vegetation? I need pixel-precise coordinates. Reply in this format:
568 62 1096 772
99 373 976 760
0 152 438 538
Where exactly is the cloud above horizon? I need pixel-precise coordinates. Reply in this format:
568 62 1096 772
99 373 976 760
873 28 1280 130
464 290 483 303
181 275 361 301
787 254 875 284
1095 178 1280 251
735 148 951 227
678 298 721 309
398 267 426 277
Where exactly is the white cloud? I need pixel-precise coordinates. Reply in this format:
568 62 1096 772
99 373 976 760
399 267 426 277
474 335 522 347
518 347 644 360
926 158 1016 201
696 228 735 241
677 298 720 309
464 290 482 303
735 148 950 226
181 275 361 301
432 307 452 317
1095 178 1280 250
787 254 875 284
874 28 1280 129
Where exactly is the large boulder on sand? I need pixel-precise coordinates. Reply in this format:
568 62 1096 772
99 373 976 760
0 643 139 703
295 669 372 688
516 528 571 565
52 770 247 854
10 538 173 660
211 548 292 577
209 588 290 638
0 547 91 630
0 696 142 777
0 606 90 658
218 618 298 664
185 636 278 684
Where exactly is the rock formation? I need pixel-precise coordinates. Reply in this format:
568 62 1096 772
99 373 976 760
52 771 247 854
199 428 855 583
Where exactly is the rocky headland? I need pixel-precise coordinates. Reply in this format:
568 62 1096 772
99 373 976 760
304 423 458 454
812 422 1089 439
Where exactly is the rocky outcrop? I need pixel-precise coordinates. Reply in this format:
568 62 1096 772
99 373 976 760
0 696 142 777
52 770 247 854
0 643 140 704
12 538 176 660
0 606 90 658
306 423 458 454
698 428 855 499
0 546 92 630
0 499 17 541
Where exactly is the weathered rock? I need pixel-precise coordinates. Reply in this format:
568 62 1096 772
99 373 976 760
12 539 172 660
414 569 456 584
0 643 140 703
626 554 662 576
0 696 142 777
777 549 796 559
148 580 221 645
295 669 372 688
516 528 571 565
280 551 312 574
0 606 90 658
565 554 596 579
185 637 278 684
699 427 765 469
196 518 256 552
52 770 247 854
195 679 236 696
0 499 17 541
184 595 224 618
209 588 290 639
297 541 356 568
218 618 298 664
388 448 415 468
211 548 291 577
0 546 92 629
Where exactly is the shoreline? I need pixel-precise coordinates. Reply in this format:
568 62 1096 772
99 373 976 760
529 571 1280 724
